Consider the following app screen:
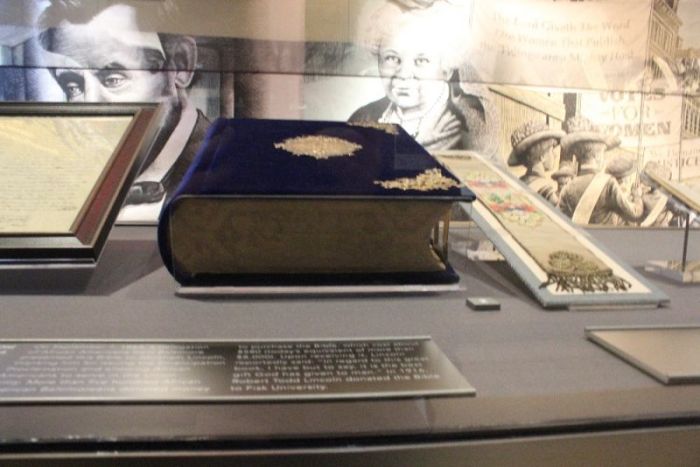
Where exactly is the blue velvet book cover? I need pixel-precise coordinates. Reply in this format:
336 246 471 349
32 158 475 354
159 118 475 286
167 118 475 199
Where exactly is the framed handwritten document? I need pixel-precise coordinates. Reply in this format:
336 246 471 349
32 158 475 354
0 103 164 266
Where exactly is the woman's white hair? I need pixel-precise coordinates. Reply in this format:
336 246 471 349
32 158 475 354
357 0 473 72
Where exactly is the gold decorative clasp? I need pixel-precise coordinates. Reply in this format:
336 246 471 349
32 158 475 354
374 168 460 191
349 122 399 135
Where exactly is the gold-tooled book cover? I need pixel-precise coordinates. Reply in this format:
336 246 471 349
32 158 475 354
158 118 474 286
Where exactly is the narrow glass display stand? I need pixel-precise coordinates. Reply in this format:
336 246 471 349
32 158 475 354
641 167 700 283
646 211 700 283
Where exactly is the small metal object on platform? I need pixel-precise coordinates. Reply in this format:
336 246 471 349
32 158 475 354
178 283 464 297
586 325 700 385
466 296 501 311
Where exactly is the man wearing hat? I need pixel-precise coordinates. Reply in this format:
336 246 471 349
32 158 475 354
606 153 637 191
557 116 643 225
604 153 638 225
508 121 565 205
638 162 681 227
551 164 576 197
37 1 210 223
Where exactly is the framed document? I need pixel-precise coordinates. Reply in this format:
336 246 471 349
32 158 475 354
0 103 164 266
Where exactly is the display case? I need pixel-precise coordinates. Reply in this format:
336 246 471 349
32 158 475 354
1 1 700 465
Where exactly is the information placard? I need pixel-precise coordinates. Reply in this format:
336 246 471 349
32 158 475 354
0 337 474 403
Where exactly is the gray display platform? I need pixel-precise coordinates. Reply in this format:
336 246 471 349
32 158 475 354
1 225 700 466
586 325 700 384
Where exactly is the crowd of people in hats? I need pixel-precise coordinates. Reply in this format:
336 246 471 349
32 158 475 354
507 116 684 227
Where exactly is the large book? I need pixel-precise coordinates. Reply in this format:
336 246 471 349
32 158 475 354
158 119 475 287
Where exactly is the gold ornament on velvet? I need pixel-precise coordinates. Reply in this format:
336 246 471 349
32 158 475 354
274 135 362 159
374 168 460 191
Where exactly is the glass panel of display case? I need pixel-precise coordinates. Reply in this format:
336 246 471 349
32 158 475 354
1 0 697 230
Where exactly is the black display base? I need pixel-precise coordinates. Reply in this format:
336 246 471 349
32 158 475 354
175 263 463 296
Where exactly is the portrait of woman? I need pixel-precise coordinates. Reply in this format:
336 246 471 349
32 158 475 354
349 0 499 158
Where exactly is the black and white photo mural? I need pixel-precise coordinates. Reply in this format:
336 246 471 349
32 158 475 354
0 0 698 226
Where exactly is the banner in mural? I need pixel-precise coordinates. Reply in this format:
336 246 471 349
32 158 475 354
469 0 651 91
680 137 700 182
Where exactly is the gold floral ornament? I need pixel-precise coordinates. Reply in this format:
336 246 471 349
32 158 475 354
374 168 460 191
350 122 399 135
541 251 631 293
274 135 362 159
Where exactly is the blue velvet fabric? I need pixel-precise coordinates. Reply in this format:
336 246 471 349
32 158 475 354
168 118 475 199
158 118 474 286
